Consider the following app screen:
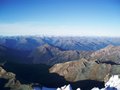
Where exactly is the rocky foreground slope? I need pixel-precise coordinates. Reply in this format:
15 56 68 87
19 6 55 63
49 45 120 82
1 66 120 90
49 58 120 82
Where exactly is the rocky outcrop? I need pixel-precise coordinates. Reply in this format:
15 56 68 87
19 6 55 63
0 66 32 90
0 67 15 80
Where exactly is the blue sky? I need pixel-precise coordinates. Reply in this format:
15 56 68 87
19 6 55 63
0 0 120 36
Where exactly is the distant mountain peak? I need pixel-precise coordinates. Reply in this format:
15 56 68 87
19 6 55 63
42 44 51 48
90 45 120 64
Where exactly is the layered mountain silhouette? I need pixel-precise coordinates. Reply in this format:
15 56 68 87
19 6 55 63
1 36 120 51
1 36 120 65
30 44 91 65
49 45 120 82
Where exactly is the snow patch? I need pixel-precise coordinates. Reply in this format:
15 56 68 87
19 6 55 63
92 75 120 90
57 84 72 90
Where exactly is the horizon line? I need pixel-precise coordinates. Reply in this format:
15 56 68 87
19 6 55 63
0 35 120 38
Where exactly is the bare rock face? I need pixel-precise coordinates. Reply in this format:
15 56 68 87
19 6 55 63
3 72 16 80
0 66 16 80
49 58 112 82
0 66 6 77
90 45 120 64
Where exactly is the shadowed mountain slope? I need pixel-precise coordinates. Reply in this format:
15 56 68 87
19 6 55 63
1 62 104 90
30 44 91 65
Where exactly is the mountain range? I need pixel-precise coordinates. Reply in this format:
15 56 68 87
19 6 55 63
1 36 120 65
0 36 120 90
1 36 120 51
30 44 91 65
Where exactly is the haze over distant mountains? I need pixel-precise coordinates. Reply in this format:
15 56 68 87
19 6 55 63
1 36 120 51
0 36 120 65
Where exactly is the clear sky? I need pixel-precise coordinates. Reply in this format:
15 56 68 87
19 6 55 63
0 0 120 36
